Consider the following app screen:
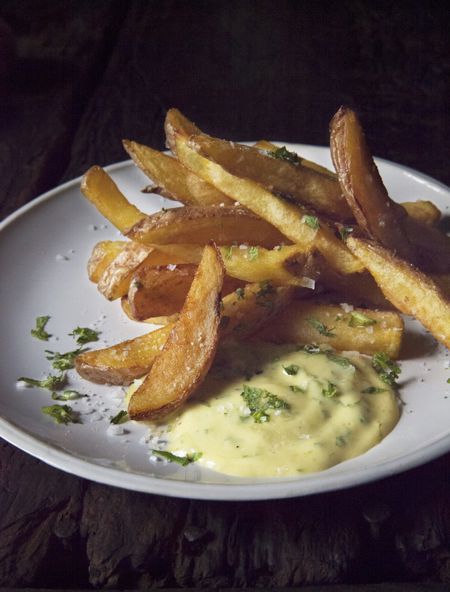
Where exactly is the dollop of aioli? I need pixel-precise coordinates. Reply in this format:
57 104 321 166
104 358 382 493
131 343 400 477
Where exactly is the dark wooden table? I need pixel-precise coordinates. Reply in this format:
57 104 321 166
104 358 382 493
0 1 449 589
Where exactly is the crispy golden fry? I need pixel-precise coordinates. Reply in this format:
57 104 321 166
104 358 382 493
347 236 450 349
330 107 416 262
126 205 288 248
76 279 293 385
255 301 404 358
175 133 363 275
81 166 146 233
97 242 154 301
401 201 441 226
165 107 203 153
190 134 351 222
123 139 232 206
75 324 172 385
128 245 224 420
87 240 128 283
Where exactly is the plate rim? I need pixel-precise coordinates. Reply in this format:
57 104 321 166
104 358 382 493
1 145 450 500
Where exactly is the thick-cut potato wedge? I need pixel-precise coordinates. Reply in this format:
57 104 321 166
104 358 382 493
255 301 404 358
190 134 352 222
128 245 224 420
175 134 363 275
88 240 128 283
123 139 232 206
330 107 416 262
347 236 450 349
75 325 172 385
403 216 450 273
97 242 154 301
81 166 146 233
76 279 293 385
126 205 288 248
165 107 203 153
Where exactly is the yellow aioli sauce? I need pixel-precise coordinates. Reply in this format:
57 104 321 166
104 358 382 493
129 342 400 477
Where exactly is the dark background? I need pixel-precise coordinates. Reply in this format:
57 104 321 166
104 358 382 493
0 1 449 590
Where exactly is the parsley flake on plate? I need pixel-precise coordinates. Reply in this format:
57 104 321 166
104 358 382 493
110 410 129 424
69 326 100 345
31 315 51 341
42 404 78 425
18 372 66 391
45 347 85 371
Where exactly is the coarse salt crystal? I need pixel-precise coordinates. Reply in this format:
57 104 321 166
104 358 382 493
340 303 354 313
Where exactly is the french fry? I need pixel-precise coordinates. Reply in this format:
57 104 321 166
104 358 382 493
81 166 146 233
128 244 224 419
126 205 288 248
121 297 179 325
330 107 416 262
254 301 404 358
165 107 203 153
175 133 364 275
254 140 338 178
347 236 450 349
401 200 441 226
123 139 232 206
88 240 128 283
97 242 154 301
190 134 352 221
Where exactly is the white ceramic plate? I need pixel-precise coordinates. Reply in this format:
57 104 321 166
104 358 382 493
1 144 450 501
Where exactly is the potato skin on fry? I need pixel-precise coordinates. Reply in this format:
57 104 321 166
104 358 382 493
128 244 224 420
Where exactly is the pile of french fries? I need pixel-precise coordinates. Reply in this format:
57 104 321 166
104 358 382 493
75 107 450 420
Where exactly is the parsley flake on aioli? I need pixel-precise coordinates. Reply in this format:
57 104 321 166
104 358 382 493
31 316 51 341
241 384 289 423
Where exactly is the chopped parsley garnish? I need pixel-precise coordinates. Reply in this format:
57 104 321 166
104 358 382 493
31 316 51 341
302 215 320 230
447 378 450 384
290 385 305 393
361 386 386 394
307 317 335 337
52 390 85 401
45 347 84 371
42 404 77 425
152 450 202 466
241 384 289 423
247 246 259 261
271 146 299 165
348 311 376 328
18 372 66 390
372 352 401 386
69 327 100 345
283 364 300 376
235 287 245 300
322 382 338 398
338 226 354 241
110 410 129 424
326 352 355 368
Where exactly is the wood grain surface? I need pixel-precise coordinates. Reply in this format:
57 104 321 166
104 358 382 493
0 1 449 589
